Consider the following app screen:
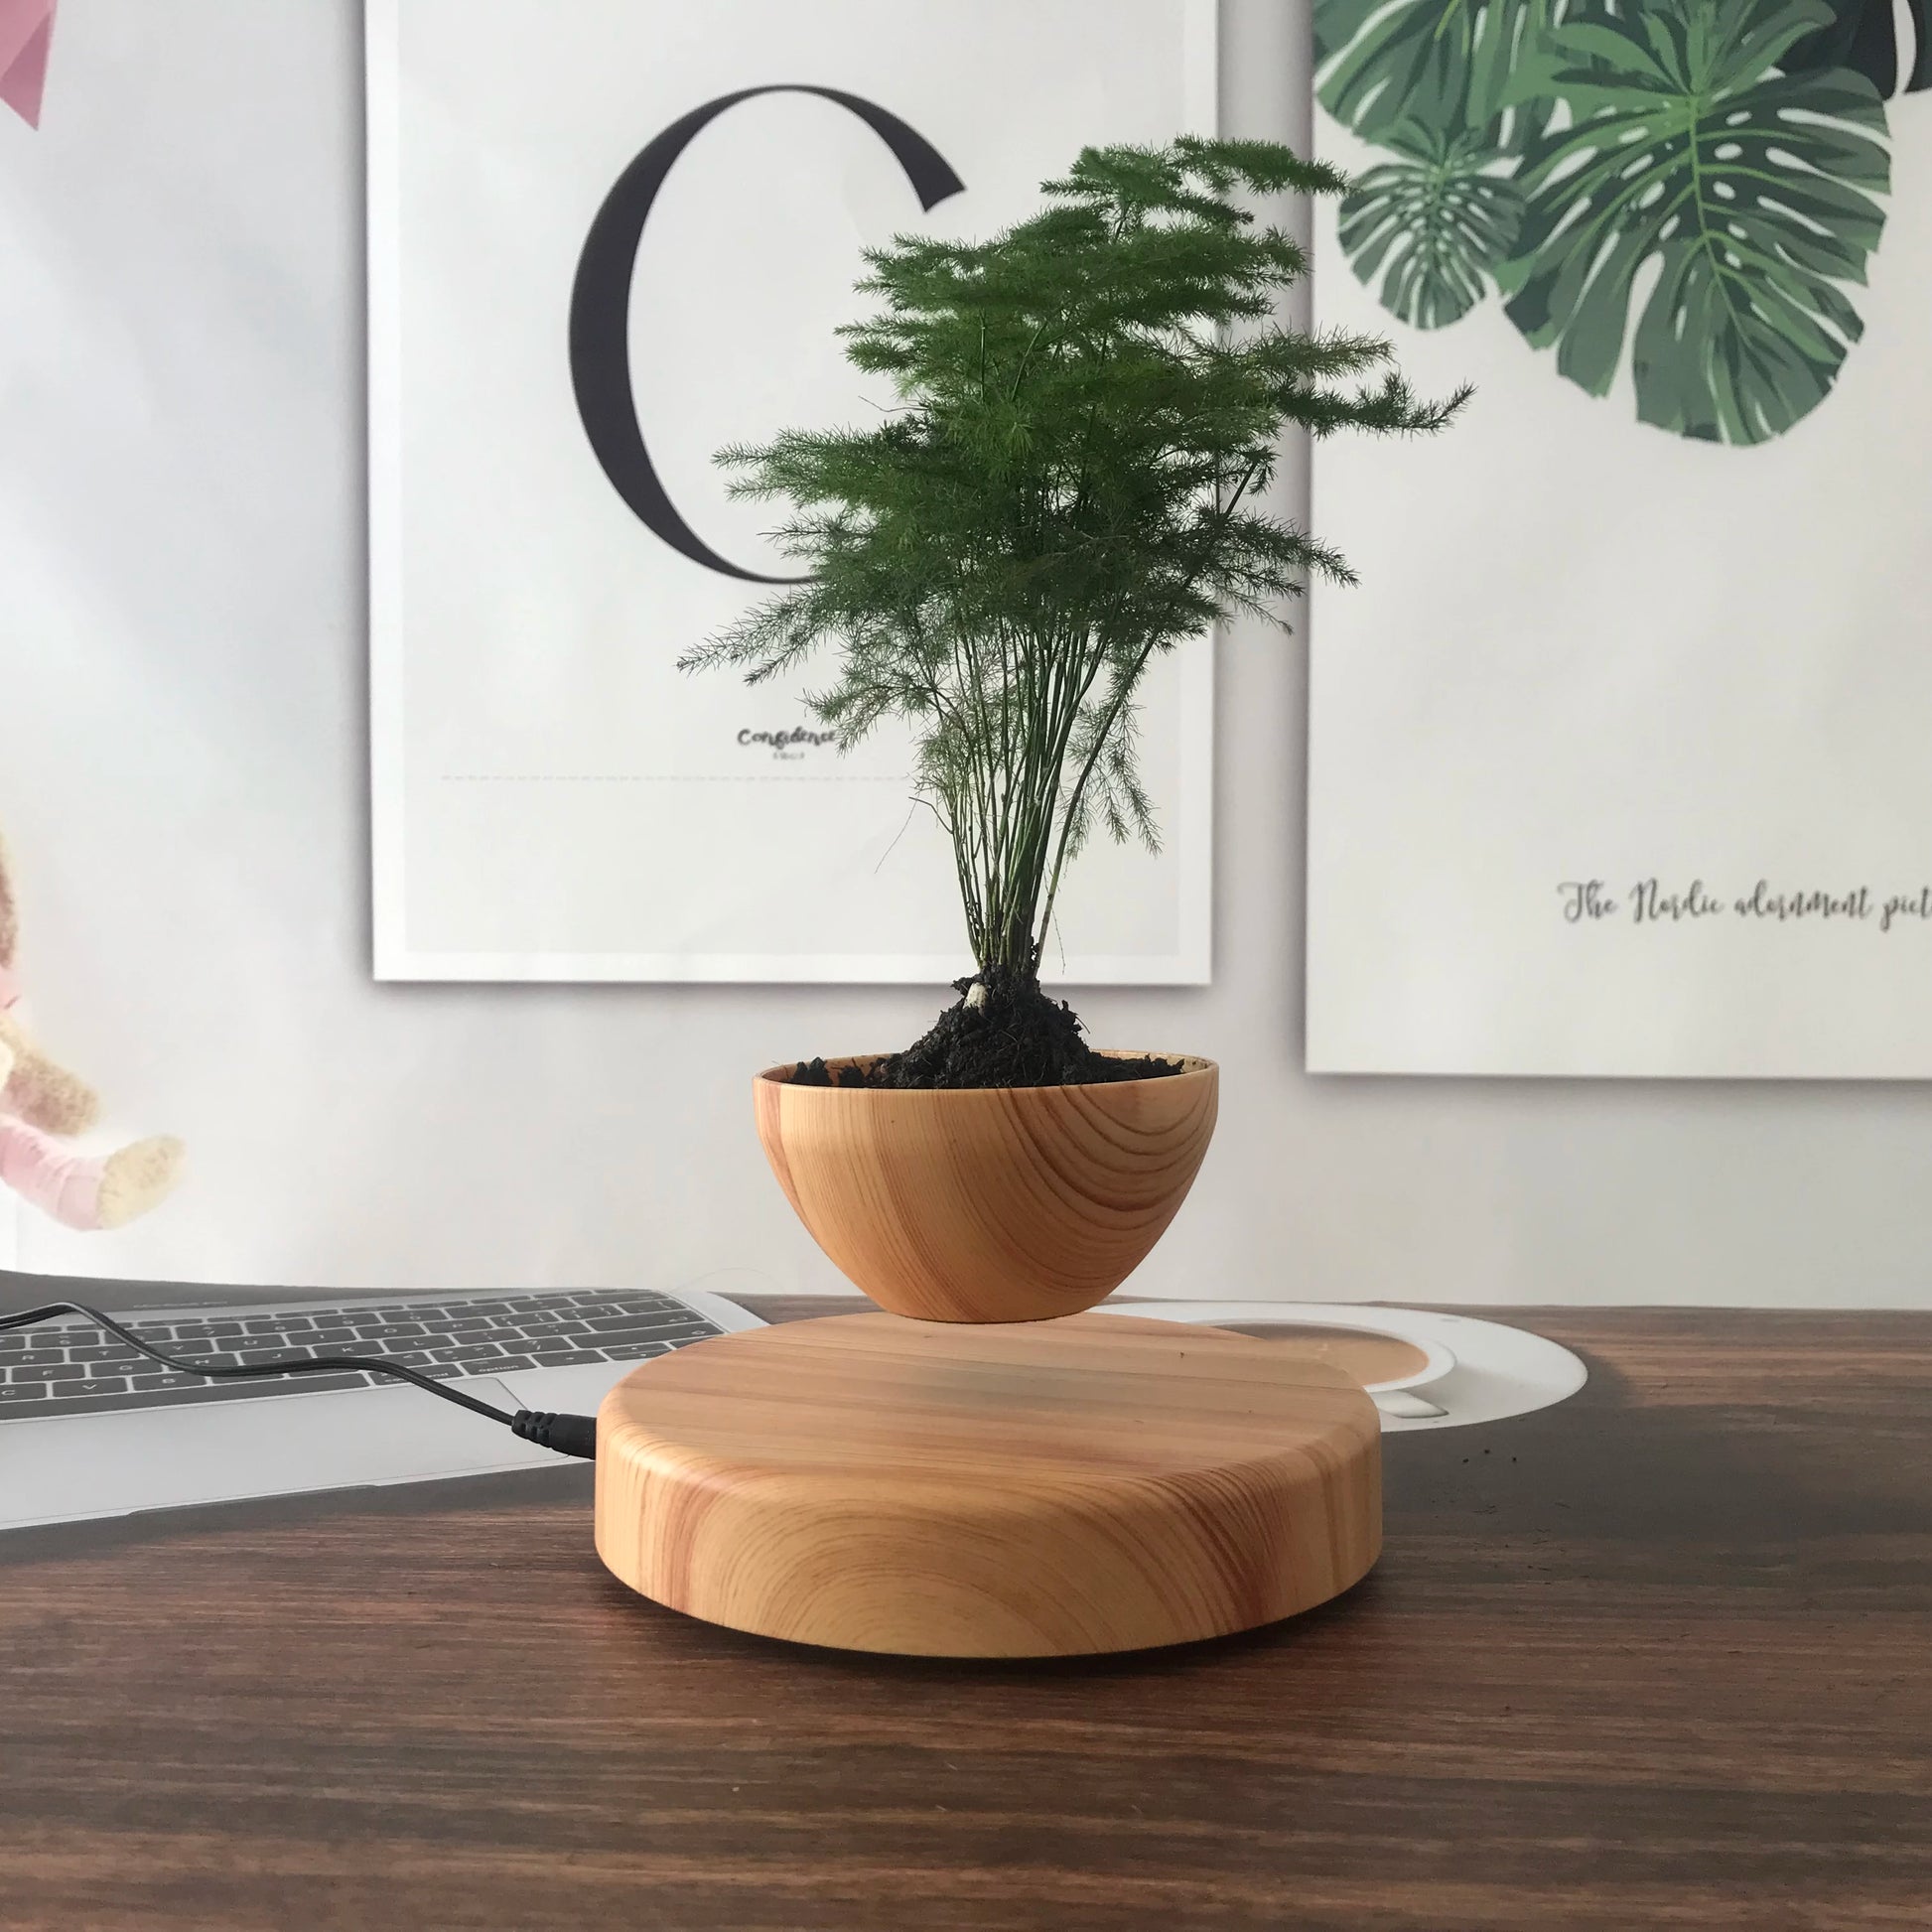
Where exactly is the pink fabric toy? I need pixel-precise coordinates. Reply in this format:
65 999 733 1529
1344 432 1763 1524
1 0 57 130
0 832 183 1231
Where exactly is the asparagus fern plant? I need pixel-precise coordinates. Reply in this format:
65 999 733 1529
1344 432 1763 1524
683 136 1463 1077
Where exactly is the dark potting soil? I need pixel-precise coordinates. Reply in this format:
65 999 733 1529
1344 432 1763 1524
787 972 1184 1091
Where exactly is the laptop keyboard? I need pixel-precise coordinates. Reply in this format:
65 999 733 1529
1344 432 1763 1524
0 1289 727 1419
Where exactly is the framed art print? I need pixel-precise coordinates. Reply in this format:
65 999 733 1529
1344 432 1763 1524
1306 2 1932 1076
367 0 1216 983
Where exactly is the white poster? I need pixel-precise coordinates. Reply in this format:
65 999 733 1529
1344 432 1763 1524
1307 1 1932 1077
369 0 1216 984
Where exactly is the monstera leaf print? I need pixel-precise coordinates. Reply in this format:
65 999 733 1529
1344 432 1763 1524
1317 0 1556 146
1784 0 1931 94
1498 0 1890 444
1338 123 1527 328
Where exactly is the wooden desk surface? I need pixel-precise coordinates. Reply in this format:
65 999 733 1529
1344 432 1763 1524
4 1301 1929 1931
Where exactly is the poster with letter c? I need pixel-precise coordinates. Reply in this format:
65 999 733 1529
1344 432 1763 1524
367 0 1216 983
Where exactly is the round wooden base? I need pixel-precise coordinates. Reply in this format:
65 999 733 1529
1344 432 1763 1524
594 1312 1382 1658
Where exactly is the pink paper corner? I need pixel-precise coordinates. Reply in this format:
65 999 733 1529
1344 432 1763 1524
1 0 57 131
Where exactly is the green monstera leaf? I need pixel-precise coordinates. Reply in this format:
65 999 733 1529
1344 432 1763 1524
1338 124 1527 329
1316 0 1556 146
1499 0 1891 444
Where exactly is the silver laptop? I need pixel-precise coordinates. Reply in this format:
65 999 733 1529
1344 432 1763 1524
0 1281 763 1530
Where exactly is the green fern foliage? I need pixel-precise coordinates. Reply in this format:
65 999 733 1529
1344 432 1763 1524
682 138 1463 978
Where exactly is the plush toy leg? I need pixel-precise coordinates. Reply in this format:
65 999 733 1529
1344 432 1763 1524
0 1117 110 1227
0 1121 183 1231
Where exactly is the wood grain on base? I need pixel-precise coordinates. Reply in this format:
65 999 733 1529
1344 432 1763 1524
754 1054 1218 1322
595 1311 1380 1658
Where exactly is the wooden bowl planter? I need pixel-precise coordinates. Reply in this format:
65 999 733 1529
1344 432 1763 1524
754 1052 1218 1322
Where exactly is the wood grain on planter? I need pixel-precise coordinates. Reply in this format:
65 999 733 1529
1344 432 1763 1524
754 1054 1218 1321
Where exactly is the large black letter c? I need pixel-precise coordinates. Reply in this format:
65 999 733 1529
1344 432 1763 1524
569 86 966 584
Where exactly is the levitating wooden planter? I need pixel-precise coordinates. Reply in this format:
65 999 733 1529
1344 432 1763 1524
595 1052 1383 1657
753 1052 1220 1322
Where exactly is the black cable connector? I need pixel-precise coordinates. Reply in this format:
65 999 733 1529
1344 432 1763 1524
510 1410 600 1459
0 1300 600 1460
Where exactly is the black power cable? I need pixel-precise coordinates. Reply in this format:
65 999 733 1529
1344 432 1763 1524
0 1301 599 1459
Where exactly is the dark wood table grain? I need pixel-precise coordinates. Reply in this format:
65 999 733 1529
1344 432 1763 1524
3 1299 1929 1931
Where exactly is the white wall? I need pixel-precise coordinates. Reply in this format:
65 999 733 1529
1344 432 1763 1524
5 0 1930 1306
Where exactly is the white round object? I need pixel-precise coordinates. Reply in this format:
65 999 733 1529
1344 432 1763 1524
1119 1303 1587 1433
